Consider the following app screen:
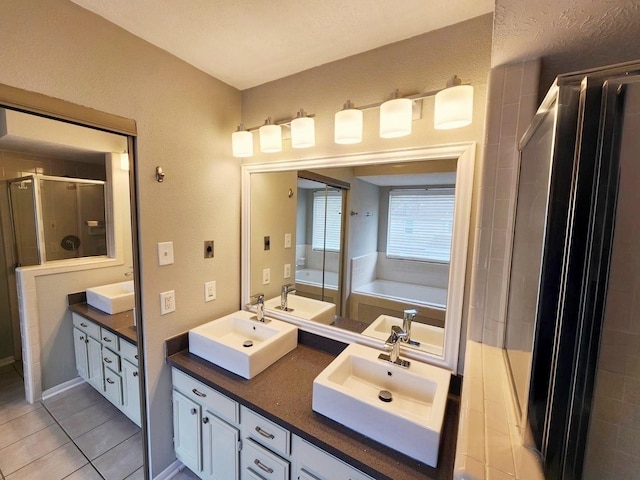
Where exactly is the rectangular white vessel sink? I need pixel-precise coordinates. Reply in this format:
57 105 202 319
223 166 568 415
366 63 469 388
264 294 336 325
189 310 297 379
86 280 135 314
362 315 444 356
312 343 451 467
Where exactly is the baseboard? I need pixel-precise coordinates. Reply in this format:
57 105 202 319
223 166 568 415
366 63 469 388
0 356 15 367
153 459 184 480
41 376 86 401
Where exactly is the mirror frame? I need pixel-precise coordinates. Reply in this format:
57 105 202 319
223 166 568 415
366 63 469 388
242 143 475 372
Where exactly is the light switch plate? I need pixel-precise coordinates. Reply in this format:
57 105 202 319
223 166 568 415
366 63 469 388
284 233 292 248
160 290 175 314
157 242 174 266
204 281 216 302
262 268 271 285
284 264 291 278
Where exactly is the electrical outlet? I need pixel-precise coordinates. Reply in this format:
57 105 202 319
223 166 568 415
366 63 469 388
204 281 216 302
262 268 271 285
284 233 292 248
157 242 174 266
160 290 175 314
284 264 291 278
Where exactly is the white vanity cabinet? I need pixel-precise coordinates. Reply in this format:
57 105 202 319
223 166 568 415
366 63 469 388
292 436 374 480
171 368 375 480
172 368 241 480
72 313 141 426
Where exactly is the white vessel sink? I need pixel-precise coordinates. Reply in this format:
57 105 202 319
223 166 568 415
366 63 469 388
362 315 444 356
264 294 336 325
86 280 135 314
312 343 451 467
189 310 297 379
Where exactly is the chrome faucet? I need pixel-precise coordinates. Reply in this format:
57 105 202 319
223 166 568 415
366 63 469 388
378 325 410 368
280 284 296 312
246 293 268 323
401 308 419 346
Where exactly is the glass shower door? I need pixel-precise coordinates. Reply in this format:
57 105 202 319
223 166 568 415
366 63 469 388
8 178 40 266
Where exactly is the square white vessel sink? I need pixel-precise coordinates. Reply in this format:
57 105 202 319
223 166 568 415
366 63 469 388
264 294 336 325
86 280 135 314
312 343 451 467
189 310 297 379
362 315 444 356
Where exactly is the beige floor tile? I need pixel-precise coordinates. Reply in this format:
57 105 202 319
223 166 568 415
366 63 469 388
5 442 87 480
59 397 120 439
76 414 140 460
63 463 104 480
93 432 144 480
43 384 104 421
0 407 55 449
0 424 70 475
124 466 146 480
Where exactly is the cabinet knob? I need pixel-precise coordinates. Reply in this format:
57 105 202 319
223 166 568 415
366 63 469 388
203 417 209 424
79 335 85 341
190 408 197 415
133 371 138 377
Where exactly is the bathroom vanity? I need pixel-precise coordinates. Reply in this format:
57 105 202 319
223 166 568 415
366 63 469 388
166 330 458 480
68 294 141 426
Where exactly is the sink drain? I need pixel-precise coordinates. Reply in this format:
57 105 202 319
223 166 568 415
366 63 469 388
243 340 254 348
378 390 393 403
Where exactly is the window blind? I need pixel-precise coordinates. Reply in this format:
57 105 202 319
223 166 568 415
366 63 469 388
387 188 454 262
312 189 342 251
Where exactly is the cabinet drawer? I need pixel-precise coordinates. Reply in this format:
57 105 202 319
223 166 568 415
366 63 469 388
120 339 138 364
172 368 239 425
102 347 120 372
104 367 123 406
242 406 290 457
242 438 289 480
293 435 374 480
100 329 119 351
72 313 100 339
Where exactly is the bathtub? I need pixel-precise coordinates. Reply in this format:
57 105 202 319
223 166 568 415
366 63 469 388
349 279 446 328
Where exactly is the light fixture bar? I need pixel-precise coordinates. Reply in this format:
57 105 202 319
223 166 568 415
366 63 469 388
349 88 443 111
240 113 316 132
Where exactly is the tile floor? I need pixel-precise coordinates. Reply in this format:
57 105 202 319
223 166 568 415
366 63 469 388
0 363 144 479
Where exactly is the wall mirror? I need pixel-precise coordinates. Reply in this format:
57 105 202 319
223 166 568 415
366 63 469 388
0 84 147 476
242 143 475 372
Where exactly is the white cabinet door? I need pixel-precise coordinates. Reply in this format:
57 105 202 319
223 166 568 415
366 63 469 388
173 389 202 474
122 358 141 426
73 327 89 380
202 410 239 480
104 367 123 406
87 335 103 391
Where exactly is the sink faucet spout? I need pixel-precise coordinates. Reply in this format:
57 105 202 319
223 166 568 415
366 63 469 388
402 309 418 343
247 293 267 322
379 325 410 368
280 283 296 311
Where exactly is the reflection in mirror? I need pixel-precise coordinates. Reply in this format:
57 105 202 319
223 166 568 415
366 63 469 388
246 152 472 364
0 105 145 476
295 171 348 315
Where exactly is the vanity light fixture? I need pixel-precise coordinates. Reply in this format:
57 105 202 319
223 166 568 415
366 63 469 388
232 124 254 158
334 100 363 144
290 109 315 149
259 117 282 153
434 75 474 130
379 90 413 138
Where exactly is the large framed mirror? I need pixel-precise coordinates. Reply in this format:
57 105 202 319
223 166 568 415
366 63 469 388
0 83 147 478
242 143 475 372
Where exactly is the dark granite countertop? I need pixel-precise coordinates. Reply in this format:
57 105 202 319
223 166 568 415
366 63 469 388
68 292 137 345
167 337 458 480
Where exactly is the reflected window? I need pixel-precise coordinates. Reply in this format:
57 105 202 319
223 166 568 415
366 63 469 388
311 189 342 252
386 188 454 263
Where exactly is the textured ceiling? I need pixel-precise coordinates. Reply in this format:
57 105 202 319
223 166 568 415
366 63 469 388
69 0 494 90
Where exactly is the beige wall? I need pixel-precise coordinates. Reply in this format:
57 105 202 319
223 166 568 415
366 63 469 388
0 0 241 477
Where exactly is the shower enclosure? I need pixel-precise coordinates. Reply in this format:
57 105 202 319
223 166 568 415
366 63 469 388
7 174 107 266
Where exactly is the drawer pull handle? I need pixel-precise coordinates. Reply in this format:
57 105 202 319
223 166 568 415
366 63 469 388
190 408 197 415
133 371 138 377
80 322 88 327
104 358 112 364
255 426 275 439
203 417 209 424
103 337 111 342
192 388 206 398
254 459 274 474
106 378 115 384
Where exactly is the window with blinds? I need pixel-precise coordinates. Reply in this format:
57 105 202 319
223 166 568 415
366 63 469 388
312 189 342 251
386 188 454 262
